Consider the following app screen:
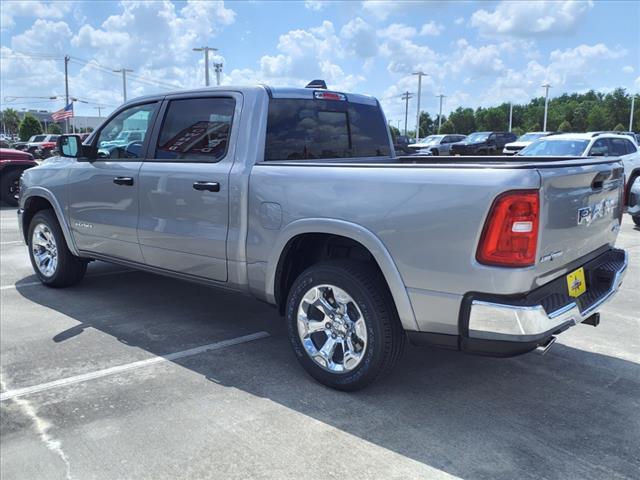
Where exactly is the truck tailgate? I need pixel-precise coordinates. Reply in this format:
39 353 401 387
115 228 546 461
536 160 624 276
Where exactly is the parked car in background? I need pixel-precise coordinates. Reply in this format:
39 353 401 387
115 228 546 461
11 141 29 151
590 131 638 145
450 131 516 155
627 177 640 226
408 134 466 156
393 135 414 155
17 84 628 390
0 148 37 206
26 134 60 157
503 132 554 155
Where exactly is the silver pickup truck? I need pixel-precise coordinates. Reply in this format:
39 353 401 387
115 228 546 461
17 85 628 390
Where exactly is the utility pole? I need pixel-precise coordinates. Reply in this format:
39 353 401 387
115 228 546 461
193 47 218 86
113 68 133 102
213 63 223 86
94 106 102 117
508 102 513 132
630 95 635 131
412 71 427 141
542 83 552 131
436 94 445 133
401 91 413 137
64 55 70 133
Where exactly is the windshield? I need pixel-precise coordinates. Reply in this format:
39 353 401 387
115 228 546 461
418 135 443 145
517 133 547 142
519 139 589 156
466 133 489 143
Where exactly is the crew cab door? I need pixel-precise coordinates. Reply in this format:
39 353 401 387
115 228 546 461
67 102 159 262
137 93 240 282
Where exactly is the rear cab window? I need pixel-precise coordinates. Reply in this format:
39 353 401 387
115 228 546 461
265 95 391 161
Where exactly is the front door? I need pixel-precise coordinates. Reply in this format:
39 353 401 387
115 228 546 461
67 102 158 262
137 94 239 282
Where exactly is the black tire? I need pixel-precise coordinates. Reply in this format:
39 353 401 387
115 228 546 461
286 260 405 391
633 215 640 227
1 169 22 207
432 148 439 156
28 210 87 287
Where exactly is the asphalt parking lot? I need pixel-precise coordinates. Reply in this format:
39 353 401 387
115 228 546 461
1 204 638 480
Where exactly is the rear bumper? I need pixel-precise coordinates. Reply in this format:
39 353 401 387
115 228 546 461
460 248 627 356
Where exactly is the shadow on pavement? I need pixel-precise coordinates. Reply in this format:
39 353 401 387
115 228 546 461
16 269 640 480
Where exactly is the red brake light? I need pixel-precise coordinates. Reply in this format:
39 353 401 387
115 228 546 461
477 190 539 267
314 91 346 101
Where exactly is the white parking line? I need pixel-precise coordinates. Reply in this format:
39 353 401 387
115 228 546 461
1 241 23 245
0 331 270 401
0 269 136 291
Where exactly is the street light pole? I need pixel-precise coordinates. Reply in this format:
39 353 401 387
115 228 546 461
630 95 635 131
412 71 427 140
542 83 552 131
193 47 218 86
94 106 102 117
64 55 70 133
401 91 413 137
113 68 133 102
508 102 513 132
436 94 445 133
213 63 223 86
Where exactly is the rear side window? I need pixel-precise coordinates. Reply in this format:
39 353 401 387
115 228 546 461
609 138 627 156
155 97 235 162
624 139 637 154
265 98 391 161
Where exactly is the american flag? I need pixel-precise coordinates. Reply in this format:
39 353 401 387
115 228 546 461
52 103 74 121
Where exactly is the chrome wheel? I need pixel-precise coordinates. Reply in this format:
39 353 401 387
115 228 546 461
297 284 368 373
31 223 58 277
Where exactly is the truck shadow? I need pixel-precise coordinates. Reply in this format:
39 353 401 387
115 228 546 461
16 268 640 480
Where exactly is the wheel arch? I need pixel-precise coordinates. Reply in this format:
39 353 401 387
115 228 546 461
266 218 419 331
21 188 79 256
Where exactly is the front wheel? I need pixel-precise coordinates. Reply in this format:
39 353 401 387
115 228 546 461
28 210 87 287
286 260 405 391
633 215 640 227
1 169 22 207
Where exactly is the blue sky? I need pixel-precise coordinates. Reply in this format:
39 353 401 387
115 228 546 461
1 0 638 127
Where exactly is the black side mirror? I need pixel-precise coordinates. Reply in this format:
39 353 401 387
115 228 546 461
57 134 98 159
57 135 82 158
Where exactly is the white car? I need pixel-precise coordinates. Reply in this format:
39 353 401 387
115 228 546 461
408 134 466 156
518 132 640 207
503 131 554 155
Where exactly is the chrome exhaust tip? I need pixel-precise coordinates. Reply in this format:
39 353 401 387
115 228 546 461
535 336 557 355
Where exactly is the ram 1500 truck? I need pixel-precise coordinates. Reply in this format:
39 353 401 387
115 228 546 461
17 85 628 390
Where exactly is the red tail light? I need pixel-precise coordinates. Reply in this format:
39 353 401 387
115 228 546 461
476 190 539 267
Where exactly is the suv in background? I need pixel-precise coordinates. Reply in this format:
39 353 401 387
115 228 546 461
450 131 516 155
503 132 554 155
408 134 466 156
1 148 37 206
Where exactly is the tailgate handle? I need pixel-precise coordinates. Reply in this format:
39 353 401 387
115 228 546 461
591 171 611 190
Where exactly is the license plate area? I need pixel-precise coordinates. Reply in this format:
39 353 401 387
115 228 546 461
566 267 587 298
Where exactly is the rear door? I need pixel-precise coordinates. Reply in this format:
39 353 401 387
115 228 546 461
67 102 159 262
137 93 241 281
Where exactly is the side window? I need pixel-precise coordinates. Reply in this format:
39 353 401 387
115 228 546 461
589 138 609 156
155 97 235 162
488 133 496 142
624 139 637 154
96 103 156 159
609 138 627 156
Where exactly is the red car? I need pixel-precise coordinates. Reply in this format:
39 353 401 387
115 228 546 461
0 148 38 206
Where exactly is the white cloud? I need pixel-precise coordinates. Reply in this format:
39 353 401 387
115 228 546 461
622 65 634 74
340 17 378 58
420 21 444 36
378 23 417 40
361 0 401 21
448 39 506 76
11 19 72 52
471 0 594 36
0 1 72 30
304 0 326 10
454 17 464 25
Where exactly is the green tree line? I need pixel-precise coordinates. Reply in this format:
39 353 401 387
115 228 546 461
391 88 639 140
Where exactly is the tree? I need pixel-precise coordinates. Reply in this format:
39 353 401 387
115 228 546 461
1 108 21 134
47 123 62 134
388 123 400 141
447 107 475 134
18 113 43 141
439 120 456 134
418 111 434 139
586 105 608 131
612 123 625 131
511 127 524 137
558 120 572 132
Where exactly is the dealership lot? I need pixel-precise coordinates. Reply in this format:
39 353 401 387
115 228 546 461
0 205 638 480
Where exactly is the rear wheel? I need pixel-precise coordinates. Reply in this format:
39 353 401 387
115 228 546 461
432 148 439 156
1 169 22 207
633 215 640 227
286 260 405 391
28 210 87 287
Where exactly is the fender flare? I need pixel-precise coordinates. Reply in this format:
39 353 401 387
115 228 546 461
21 187 79 256
265 218 419 331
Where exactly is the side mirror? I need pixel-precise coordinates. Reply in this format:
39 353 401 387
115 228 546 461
57 135 82 158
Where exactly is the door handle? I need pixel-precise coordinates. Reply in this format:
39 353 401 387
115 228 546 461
193 181 220 192
113 176 134 186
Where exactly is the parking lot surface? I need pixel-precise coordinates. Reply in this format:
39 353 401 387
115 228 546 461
1 204 639 480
